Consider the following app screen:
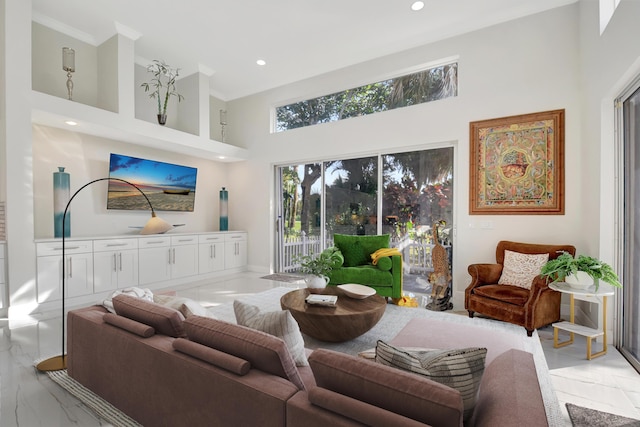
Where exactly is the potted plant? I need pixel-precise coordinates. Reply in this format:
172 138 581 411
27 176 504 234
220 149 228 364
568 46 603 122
141 59 184 125
295 250 341 289
540 251 622 290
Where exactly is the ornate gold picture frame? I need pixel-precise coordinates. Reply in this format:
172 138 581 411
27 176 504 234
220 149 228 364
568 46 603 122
469 109 565 215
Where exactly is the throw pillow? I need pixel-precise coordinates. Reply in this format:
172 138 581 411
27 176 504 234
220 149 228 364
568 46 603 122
375 340 486 421
154 295 210 318
333 234 390 267
498 250 549 289
233 300 308 366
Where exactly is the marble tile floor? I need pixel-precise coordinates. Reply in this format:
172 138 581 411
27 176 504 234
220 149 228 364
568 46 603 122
1 271 639 426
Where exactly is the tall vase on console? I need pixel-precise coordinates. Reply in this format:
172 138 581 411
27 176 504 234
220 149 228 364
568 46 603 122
220 187 228 231
53 167 70 237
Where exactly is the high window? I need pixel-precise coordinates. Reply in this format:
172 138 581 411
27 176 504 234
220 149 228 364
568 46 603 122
275 61 458 132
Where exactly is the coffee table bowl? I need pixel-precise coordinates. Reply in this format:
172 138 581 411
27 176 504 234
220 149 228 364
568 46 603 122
280 287 386 342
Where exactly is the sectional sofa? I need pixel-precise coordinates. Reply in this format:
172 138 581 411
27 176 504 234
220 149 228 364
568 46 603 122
67 294 550 426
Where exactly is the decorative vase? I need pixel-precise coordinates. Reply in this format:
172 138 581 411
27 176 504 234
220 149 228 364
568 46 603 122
53 167 70 238
305 275 329 290
219 187 228 231
565 271 594 290
157 114 167 125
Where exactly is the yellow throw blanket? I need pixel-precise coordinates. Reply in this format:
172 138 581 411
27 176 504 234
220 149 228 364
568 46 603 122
370 248 402 265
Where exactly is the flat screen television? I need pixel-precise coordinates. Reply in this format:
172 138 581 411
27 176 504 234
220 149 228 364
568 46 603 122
107 153 197 212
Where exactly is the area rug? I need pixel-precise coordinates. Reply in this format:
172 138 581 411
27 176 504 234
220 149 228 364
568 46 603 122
46 370 141 427
208 286 563 426
566 403 640 427
260 273 305 283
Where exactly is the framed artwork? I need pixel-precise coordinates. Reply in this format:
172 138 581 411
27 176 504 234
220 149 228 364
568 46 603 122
469 109 565 215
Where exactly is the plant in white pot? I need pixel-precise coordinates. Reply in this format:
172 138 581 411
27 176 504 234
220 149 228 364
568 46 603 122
141 59 184 125
295 250 342 290
540 252 622 290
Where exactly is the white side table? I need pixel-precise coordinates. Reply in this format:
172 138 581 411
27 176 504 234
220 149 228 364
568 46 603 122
549 282 615 360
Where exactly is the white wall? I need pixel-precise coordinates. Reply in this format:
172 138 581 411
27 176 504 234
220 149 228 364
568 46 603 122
579 0 640 332
32 125 228 239
227 4 584 307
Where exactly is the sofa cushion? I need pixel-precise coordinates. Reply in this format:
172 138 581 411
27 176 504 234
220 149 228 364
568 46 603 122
154 295 210 318
333 234 390 267
329 265 394 287
375 340 486 421
309 348 463 426
172 337 250 375
498 250 549 289
473 284 530 306
233 300 308 366
103 312 155 338
112 294 186 338
184 315 306 390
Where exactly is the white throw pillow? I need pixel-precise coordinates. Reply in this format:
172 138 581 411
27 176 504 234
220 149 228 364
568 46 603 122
498 250 549 289
233 300 308 367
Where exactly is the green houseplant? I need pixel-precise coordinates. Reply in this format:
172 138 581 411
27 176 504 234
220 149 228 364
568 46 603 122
540 252 622 290
141 59 184 125
295 250 342 289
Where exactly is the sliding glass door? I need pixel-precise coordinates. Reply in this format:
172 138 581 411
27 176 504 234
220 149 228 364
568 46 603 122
275 147 454 297
622 84 640 372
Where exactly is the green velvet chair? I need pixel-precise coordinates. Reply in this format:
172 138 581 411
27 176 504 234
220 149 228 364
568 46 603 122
325 234 403 299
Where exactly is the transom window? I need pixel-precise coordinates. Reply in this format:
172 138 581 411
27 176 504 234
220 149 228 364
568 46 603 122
275 61 458 132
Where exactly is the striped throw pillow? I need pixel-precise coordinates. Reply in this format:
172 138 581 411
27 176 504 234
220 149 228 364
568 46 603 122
234 300 308 366
375 340 486 421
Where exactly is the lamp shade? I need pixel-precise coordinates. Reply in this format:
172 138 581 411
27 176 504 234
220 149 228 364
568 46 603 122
140 213 173 235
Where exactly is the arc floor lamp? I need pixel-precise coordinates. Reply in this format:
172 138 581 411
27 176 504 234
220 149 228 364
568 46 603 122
36 177 172 372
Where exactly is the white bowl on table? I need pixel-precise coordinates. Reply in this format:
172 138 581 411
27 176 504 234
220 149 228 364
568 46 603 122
337 284 376 299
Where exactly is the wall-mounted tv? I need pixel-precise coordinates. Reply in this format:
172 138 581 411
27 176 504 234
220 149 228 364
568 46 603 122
107 153 197 212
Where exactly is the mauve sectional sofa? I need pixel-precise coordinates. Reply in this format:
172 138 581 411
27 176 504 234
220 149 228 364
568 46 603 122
67 294 550 426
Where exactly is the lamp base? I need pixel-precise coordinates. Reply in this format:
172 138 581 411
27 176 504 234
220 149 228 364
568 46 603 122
36 355 67 372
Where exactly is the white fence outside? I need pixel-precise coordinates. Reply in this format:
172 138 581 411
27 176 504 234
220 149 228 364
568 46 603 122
282 233 448 274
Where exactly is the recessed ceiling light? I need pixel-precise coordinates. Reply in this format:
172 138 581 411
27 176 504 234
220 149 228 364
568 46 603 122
411 1 424 11
218 156 226 160
256 59 266 66
65 120 78 126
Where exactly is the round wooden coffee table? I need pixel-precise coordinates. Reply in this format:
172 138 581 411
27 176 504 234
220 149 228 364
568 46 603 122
280 287 386 342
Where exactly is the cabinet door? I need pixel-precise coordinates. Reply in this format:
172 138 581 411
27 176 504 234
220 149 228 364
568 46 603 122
198 242 224 274
66 253 94 298
171 244 198 279
93 251 118 293
117 249 139 288
139 247 171 285
225 241 247 269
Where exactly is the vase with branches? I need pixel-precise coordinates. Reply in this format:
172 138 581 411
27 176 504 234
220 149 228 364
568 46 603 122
141 60 184 125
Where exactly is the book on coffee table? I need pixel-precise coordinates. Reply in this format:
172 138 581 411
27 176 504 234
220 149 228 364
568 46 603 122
305 294 338 307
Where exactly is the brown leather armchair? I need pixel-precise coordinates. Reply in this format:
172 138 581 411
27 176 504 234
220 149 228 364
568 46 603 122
465 241 576 336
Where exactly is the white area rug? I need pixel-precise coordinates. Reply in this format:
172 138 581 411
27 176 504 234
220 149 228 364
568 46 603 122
210 286 563 426
46 370 141 427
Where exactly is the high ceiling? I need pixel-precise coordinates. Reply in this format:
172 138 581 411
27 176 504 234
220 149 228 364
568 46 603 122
32 0 577 101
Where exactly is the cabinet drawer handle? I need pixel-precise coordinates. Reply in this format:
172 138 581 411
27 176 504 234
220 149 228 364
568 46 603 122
106 243 128 247
177 239 194 243
146 241 165 245
113 253 117 272
55 246 80 251
119 253 123 271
